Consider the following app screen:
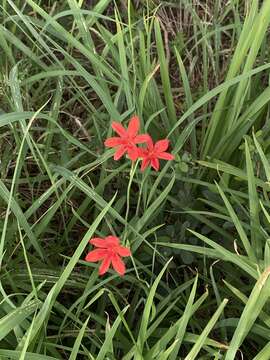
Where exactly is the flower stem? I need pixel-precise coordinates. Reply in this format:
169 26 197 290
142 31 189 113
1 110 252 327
123 161 138 244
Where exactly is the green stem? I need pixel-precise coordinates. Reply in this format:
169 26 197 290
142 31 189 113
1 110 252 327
123 161 138 244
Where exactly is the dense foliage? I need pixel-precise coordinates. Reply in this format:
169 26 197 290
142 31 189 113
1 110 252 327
1 1 270 359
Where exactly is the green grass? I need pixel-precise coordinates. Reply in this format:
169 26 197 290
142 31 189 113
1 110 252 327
1 0 270 358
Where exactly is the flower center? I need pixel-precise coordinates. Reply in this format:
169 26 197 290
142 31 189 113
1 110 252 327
108 247 117 255
122 137 135 149
147 150 155 159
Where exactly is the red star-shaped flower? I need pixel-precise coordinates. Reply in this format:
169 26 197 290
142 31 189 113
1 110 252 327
104 116 149 161
139 137 174 171
85 236 131 276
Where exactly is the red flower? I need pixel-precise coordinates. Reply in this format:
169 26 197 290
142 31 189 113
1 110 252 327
139 137 174 171
104 116 149 161
85 236 131 276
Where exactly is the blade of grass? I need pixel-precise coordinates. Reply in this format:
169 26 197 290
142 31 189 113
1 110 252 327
96 306 129 360
69 316 90 360
174 47 196 156
16 194 117 350
184 299 228 360
0 300 40 342
216 181 256 262
225 267 270 360
245 138 261 259
169 275 199 360
137 259 172 354
252 341 270 360
154 18 177 134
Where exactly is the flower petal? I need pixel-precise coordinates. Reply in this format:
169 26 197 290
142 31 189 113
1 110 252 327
105 235 120 246
146 136 154 150
104 137 123 147
151 158 160 171
116 246 131 257
134 134 151 144
155 139 169 152
137 148 146 158
89 238 107 247
127 116 140 138
85 249 107 262
99 255 112 275
158 152 175 160
111 122 126 137
114 146 127 160
112 254 126 276
141 158 150 171
127 146 139 161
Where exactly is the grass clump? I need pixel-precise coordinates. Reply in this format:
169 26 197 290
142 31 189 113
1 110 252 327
1 0 270 359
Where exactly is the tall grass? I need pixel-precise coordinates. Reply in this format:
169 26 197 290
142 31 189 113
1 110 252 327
1 0 270 358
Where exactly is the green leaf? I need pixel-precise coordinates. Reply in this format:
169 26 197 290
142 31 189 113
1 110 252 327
69 316 90 360
245 139 261 260
16 194 117 350
96 306 129 360
185 299 228 360
169 275 198 360
137 259 172 354
216 181 256 262
154 18 177 132
225 267 270 359
0 300 40 341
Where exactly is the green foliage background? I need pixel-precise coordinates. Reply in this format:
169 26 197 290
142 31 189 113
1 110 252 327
1 0 270 359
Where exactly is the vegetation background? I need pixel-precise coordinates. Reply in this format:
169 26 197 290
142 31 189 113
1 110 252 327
1 0 270 359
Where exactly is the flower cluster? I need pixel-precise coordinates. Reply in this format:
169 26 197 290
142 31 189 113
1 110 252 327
104 115 174 171
85 116 175 276
85 236 131 276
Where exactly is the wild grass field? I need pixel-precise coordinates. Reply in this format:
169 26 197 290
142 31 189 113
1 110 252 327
1 0 270 359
